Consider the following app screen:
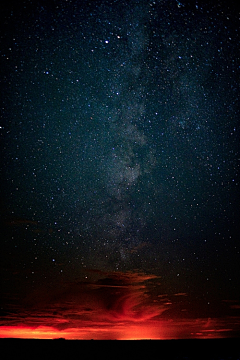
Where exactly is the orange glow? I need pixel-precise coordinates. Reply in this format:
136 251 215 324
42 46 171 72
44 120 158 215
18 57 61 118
0 318 235 340
117 322 165 340
0 326 70 340
1 271 239 339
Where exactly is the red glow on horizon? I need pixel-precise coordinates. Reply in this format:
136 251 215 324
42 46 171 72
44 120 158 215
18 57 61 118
0 318 233 340
1 270 239 339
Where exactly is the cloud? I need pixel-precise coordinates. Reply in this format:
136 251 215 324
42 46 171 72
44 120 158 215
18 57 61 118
103 291 164 322
1 270 240 339
0 270 167 331
63 270 166 323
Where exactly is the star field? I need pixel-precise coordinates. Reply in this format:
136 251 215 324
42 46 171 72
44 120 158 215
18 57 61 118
1 0 240 339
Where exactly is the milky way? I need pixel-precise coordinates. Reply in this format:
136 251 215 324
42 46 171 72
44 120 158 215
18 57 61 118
74 2 158 265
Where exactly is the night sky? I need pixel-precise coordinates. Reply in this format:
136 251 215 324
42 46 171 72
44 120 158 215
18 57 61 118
1 0 240 339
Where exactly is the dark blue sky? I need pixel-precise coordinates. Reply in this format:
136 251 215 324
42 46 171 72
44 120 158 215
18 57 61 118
1 0 239 339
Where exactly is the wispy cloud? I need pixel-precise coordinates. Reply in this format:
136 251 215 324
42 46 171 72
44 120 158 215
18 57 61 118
0 270 166 329
1 270 240 339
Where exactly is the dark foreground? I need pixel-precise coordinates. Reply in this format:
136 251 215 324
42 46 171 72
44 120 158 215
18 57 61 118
1 338 240 359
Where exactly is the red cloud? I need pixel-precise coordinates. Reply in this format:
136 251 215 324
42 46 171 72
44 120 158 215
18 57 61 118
1 270 240 339
105 291 164 321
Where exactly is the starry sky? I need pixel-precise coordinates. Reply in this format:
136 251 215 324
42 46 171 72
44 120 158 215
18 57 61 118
0 0 240 339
